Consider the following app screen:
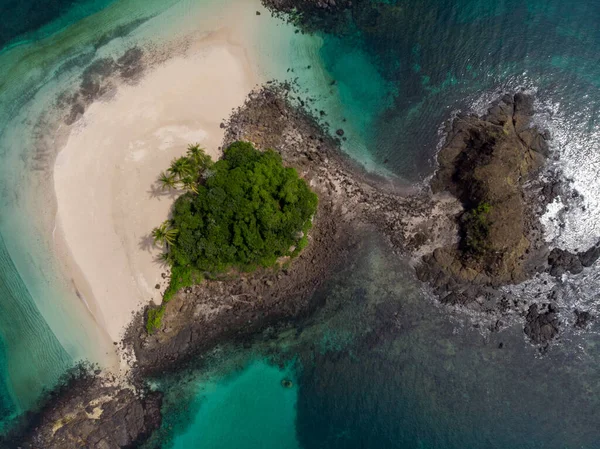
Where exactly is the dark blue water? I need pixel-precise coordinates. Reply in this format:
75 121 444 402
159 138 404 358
314 0 600 181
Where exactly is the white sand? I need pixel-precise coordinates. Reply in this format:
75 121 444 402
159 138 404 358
54 35 258 341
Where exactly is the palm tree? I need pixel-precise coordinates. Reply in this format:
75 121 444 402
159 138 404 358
152 221 179 247
168 157 192 179
151 223 168 247
157 251 172 266
157 171 177 190
163 224 178 247
179 176 199 194
187 143 212 172
186 143 203 161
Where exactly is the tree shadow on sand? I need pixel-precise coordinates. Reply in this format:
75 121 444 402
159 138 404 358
139 234 171 268
148 181 181 200
139 234 156 253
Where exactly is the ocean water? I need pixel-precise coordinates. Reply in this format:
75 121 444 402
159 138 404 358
1 0 600 447
169 361 300 449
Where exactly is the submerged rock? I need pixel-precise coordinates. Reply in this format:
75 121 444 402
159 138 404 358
548 248 583 277
547 241 600 278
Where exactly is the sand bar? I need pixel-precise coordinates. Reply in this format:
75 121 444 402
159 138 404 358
54 30 259 341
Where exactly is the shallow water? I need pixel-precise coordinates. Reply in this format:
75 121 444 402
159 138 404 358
170 361 300 449
2 0 600 446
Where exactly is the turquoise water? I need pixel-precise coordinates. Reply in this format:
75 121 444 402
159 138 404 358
0 233 72 426
2 0 600 447
170 361 300 449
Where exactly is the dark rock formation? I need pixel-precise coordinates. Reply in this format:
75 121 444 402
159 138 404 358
548 248 583 277
423 93 549 288
579 244 600 267
262 0 353 34
10 374 161 449
574 309 593 329
524 303 560 344
547 242 600 277
414 93 563 335
411 92 600 345
263 0 350 14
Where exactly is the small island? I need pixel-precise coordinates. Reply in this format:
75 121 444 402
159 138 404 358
12 87 600 448
147 141 318 333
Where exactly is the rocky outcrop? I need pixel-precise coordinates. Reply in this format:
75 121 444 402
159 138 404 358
422 93 550 286
574 309 593 329
547 243 600 277
261 0 354 35
524 303 560 345
410 92 600 345
262 0 350 15
416 93 552 309
10 372 161 449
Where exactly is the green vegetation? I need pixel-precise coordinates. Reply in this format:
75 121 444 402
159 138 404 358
462 201 492 255
146 141 318 333
146 305 165 334
151 221 178 247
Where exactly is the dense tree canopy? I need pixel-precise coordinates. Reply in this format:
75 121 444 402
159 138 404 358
150 141 318 323
168 141 317 274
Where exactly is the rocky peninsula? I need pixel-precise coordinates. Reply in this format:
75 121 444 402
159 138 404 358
131 88 600 376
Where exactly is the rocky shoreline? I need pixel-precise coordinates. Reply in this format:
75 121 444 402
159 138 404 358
125 84 457 377
416 92 599 345
127 86 600 387
3 366 161 449
9 86 600 447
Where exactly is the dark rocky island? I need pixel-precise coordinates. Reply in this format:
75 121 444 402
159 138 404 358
416 93 599 343
417 93 551 298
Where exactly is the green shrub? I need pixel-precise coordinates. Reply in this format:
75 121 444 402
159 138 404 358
462 202 492 255
163 266 203 303
167 141 317 274
146 305 165 334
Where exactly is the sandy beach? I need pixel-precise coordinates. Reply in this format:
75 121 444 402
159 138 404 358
53 29 259 342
